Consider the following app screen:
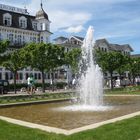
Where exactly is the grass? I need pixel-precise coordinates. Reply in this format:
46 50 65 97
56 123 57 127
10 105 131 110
105 86 140 95
0 116 139 140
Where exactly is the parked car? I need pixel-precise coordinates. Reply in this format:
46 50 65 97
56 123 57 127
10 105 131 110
0 80 9 94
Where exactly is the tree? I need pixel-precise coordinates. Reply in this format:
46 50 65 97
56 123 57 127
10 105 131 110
45 44 65 91
2 49 24 93
24 43 48 92
116 54 130 80
65 48 81 75
127 57 140 84
24 43 65 92
0 40 10 65
96 50 126 89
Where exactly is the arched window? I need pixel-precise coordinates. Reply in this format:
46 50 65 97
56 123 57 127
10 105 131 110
19 16 27 28
3 13 12 26
102 48 104 51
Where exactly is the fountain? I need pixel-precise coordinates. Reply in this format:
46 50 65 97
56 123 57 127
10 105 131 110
59 26 109 111
78 26 103 106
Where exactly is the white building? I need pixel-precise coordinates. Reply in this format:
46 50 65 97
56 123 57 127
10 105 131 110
53 36 134 83
0 3 52 83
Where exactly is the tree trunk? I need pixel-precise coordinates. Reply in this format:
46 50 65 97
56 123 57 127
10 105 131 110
51 72 54 91
110 72 114 90
13 71 17 94
132 74 135 85
41 70 45 93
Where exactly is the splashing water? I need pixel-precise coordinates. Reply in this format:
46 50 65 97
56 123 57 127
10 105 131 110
78 26 104 106
57 26 110 111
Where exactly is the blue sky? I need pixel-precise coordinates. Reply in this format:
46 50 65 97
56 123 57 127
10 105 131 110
1 0 140 54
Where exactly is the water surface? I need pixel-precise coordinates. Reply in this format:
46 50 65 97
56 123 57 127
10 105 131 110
0 96 139 130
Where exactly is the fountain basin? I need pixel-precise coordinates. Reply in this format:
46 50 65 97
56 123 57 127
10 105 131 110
0 95 139 130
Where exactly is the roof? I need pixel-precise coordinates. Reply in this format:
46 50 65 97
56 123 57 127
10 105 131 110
73 36 84 41
53 36 68 41
0 3 49 31
0 9 35 31
94 39 133 52
131 54 140 58
94 39 110 49
35 3 49 20
110 44 133 52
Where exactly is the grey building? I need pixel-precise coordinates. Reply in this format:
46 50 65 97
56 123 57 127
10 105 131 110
54 36 133 82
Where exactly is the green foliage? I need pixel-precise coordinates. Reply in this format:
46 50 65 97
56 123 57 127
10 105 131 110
0 40 10 65
23 43 65 92
96 50 125 73
65 48 81 74
2 49 24 93
96 50 128 89
0 40 9 54
127 57 140 81
3 49 24 72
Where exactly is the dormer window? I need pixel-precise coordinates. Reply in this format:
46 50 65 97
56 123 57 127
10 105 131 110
19 16 27 28
3 13 12 26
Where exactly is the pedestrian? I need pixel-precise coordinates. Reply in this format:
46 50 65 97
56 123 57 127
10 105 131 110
27 74 35 94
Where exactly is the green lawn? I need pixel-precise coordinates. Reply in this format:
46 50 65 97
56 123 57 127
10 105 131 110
105 86 140 95
0 116 140 140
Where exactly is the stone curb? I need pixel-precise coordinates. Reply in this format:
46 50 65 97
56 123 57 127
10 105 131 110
0 111 140 135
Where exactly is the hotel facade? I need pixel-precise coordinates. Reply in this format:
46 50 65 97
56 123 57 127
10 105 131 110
0 3 53 83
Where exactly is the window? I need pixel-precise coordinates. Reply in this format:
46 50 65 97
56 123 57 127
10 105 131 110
38 73 41 79
19 73 23 80
33 37 36 43
3 13 12 26
33 22 37 30
40 23 43 30
46 37 49 43
55 73 58 79
5 72 9 80
66 48 69 52
19 20 26 28
34 73 37 79
26 73 29 79
10 73 13 79
17 35 22 44
19 16 27 28
23 36 25 44
40 36 43 43
0 73 2 80
48 73 50 79
0 33 2 40
8 34 14 42
30 37 32 42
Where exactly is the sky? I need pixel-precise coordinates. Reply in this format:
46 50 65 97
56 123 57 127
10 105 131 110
0 0 140 54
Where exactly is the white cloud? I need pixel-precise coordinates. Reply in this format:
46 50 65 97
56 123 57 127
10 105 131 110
21 0 92 32
64 25 85 33
50 11 91 32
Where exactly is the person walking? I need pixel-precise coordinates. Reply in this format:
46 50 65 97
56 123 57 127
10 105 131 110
27 74 35 94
